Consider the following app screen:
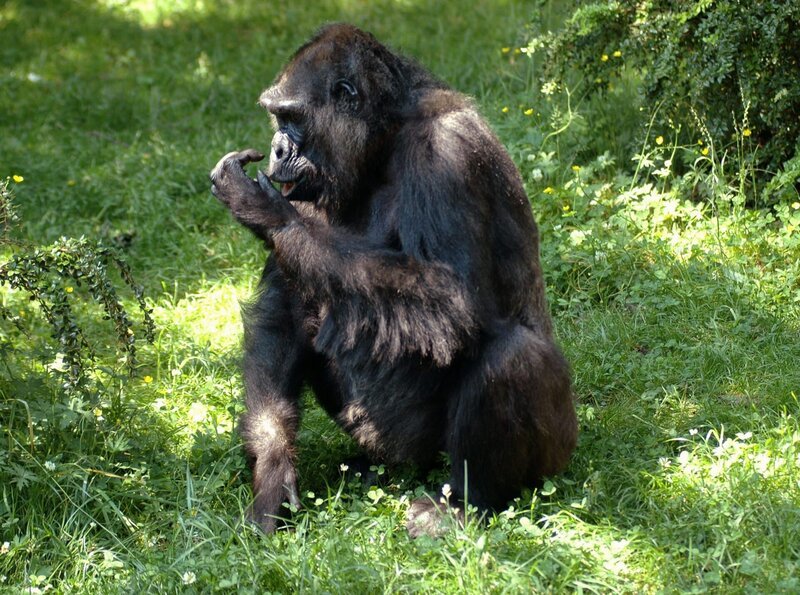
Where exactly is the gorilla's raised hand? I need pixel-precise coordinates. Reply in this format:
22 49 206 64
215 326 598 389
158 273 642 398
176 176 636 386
210 149 298 243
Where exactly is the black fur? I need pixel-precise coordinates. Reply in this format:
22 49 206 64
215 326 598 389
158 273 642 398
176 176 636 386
210 24 577 536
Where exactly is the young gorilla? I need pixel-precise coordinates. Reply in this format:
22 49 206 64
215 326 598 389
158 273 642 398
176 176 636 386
210 24 577 537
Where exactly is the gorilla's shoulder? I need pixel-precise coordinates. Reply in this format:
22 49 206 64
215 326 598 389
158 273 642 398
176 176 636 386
397 88 495 173
408 88 474 121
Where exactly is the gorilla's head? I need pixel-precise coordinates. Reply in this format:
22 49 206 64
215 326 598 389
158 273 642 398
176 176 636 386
258 24 410 210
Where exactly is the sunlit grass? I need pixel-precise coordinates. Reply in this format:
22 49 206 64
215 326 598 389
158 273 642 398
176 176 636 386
153 281 249 352
96 0 212 26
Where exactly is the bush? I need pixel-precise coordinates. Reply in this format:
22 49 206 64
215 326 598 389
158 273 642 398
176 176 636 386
531 0 800 190
0 178 154 393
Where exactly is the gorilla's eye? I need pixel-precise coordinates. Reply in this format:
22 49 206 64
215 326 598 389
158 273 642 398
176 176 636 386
275 109 301 128
333 79 358 100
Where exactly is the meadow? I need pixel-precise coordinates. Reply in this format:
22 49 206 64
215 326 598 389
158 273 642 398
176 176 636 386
1 0 799 592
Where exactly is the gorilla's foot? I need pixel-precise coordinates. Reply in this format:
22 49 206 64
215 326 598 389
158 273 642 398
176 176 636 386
406 496 465 538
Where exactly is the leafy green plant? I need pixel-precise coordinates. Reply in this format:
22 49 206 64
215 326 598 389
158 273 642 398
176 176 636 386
529 0 800 192
0 178 154 393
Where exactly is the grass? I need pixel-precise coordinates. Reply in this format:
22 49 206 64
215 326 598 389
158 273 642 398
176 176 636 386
2 0 799 592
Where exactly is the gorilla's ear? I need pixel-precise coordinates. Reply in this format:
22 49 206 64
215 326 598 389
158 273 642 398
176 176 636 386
331 79 360 110
333 79 358 98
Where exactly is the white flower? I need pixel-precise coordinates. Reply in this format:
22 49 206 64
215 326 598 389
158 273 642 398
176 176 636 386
182 571 196 585
44 461 56 472
188 402 208 423
541 80 558 96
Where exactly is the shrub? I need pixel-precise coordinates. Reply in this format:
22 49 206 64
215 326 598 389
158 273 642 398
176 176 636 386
0 178 154 393
530 0 800 188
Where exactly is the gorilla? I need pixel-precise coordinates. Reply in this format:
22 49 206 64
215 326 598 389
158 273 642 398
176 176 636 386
210 23 577 537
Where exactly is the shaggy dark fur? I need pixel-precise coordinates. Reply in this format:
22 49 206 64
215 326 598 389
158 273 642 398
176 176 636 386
210 24 577 537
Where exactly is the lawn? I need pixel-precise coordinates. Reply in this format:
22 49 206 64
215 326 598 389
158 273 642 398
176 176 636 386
1 0 799 592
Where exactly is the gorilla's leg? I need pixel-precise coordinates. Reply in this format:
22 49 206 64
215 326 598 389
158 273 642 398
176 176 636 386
407 323 577 537
238 262 307 533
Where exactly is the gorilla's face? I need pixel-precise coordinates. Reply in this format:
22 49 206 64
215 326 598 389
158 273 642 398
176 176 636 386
259 94 321 203
258 27 402 209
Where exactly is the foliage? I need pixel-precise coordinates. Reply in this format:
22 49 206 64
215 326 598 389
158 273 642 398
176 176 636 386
0 0 799 592
0 178 155 392
529 0 800 191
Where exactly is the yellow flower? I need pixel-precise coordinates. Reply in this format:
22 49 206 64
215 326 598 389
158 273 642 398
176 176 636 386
543 187 554 194
613 50 622 58
701 147 709 156
742 128 752 137
655 136 664 145
65 286 74 293
12 175 23 183
501 47 511 54
67 179 76 187
697 139 704 146
514 48 521 55
562 204 571 212
571 165 581 172
501 106 509 113
791 202 800 210
601 54 609 62
523 108 534 116
594 77 603 84
144 375 154 384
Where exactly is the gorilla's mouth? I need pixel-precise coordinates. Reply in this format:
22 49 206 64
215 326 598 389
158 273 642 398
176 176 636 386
280 176 305 198
281 181 297 197
263 170 317 202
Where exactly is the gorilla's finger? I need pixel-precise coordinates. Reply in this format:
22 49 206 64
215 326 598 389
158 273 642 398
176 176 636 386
257 171 281 198
211 150 264 182
235 149 265 166
210 151 241 181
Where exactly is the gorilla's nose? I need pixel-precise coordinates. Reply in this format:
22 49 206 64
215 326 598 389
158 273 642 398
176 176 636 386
272 134 292 162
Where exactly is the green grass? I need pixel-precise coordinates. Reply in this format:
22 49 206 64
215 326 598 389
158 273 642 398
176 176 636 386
2 0 799 592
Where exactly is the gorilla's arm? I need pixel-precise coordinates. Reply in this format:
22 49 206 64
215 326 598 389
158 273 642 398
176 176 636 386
211 148 479 366
271 218 477 366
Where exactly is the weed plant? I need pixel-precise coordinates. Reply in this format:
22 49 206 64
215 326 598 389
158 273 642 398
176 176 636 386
1 0 799 592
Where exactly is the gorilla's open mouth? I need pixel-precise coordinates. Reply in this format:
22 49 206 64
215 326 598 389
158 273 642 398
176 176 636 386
262 169 318 202
280 177 304 197
263 172 306 199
